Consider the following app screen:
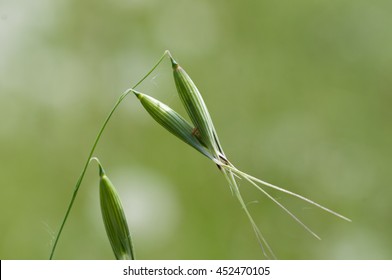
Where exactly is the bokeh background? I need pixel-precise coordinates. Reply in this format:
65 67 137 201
1 0 391 259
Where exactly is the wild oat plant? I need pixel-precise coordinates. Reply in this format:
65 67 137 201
50 51 350 260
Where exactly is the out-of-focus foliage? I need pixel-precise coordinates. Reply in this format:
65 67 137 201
1 0 391 259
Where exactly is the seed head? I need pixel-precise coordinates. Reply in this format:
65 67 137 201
132 89 213 160
170 55 226 161
98 161 135 260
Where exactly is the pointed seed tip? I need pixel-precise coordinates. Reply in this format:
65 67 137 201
132 89 143 99
98 164 105 177
170 56 178 69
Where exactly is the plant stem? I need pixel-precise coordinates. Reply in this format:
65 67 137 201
49 50 169 259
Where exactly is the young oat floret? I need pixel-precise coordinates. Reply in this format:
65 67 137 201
92 157 135 260
132 89 213 160
133 51 351 258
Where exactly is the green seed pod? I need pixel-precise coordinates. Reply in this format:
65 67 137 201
132 89 213 160
170 55 225 159
98 162 134 260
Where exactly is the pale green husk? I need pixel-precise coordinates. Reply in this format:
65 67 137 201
98 161 135 260
132 89 213 160
170 56 224 160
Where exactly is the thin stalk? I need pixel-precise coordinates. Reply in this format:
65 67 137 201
49 51 170 259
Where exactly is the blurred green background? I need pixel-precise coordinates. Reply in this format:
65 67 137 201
1 0 391 259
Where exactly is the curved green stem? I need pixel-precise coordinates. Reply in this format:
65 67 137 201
49 50 170 259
